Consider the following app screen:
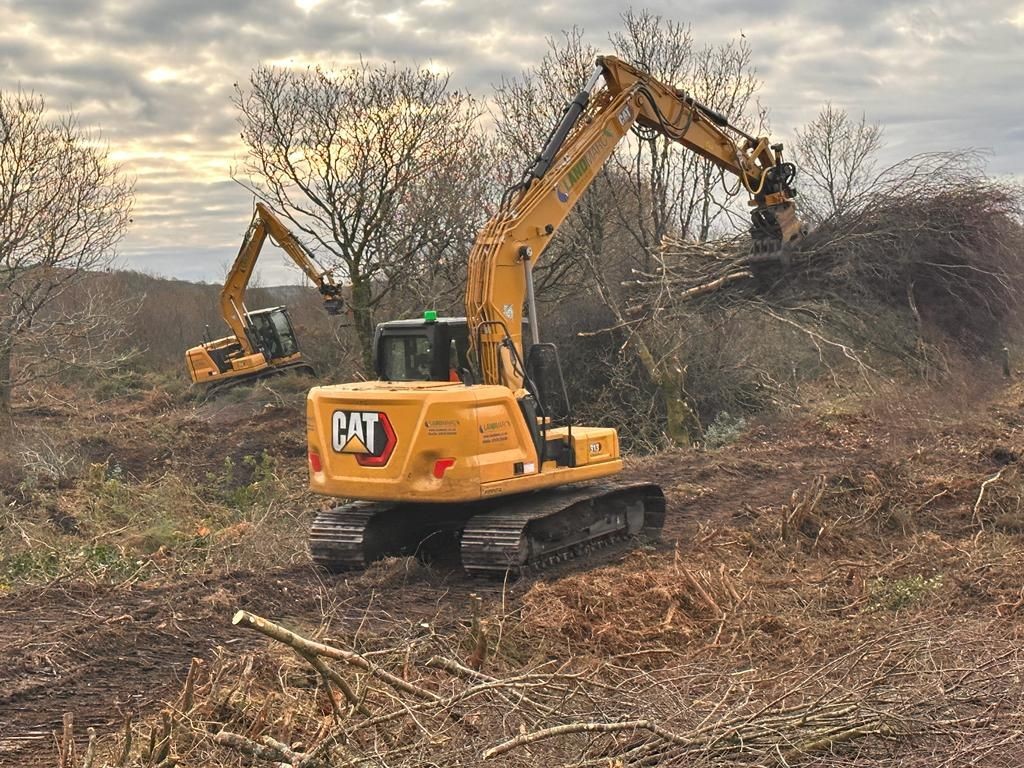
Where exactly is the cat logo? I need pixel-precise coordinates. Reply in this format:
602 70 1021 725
331 410 397 467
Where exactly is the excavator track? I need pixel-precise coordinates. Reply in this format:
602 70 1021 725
202 361 317 400
308 482 665 576
309 503 384 570
460 482 664 575
309 501 446 571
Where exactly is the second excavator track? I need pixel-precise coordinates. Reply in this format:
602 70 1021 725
308 481 665 576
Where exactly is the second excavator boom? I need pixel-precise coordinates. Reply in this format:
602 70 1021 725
185 203 344 393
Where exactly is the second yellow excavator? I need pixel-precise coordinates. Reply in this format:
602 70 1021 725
306 55 803 575
185 203 344 394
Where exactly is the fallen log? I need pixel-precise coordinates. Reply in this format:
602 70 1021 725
232 610 438 701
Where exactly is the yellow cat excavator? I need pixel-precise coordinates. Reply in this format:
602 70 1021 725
185 203 344 393
307 55 803 574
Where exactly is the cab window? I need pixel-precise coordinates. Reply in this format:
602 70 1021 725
270 311 298 356
248 313 280 359
381 335 434 381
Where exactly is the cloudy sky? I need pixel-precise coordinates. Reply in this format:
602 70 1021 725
2 0 1022 284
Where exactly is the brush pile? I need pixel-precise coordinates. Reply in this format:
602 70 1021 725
67 605 1024 767
633 152 1024 352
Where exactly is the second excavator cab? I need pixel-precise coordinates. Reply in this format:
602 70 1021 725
247 306 301 362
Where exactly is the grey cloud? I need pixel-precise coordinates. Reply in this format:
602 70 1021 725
1 0 1021 282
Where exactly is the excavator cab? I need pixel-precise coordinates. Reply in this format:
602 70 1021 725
372 314 535 383
373 314 472 383
246 306 300 362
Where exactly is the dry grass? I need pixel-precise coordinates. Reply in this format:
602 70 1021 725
0 382 317 592
70 572 1024 767
53 381 1024 767
522 547 739 652
6 341 1024 768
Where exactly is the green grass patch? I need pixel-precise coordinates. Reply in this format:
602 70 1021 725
867 574 944 613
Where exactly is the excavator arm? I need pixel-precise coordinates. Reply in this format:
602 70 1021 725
466 55 803 391
220 202 343 356
601 56 802 240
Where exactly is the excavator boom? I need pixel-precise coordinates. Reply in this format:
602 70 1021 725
468 55 803 391
220 203 343 356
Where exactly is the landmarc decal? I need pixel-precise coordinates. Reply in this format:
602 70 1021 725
332 410 397 467
555 127 616 203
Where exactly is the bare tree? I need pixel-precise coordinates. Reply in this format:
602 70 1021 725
0 90 134 416
233 63 490 371
792 103 884 222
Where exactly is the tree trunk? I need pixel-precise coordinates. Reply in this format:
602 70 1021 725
581 252 700 449
633 343 701 448
661 375 702 447
0 337 12 419
348 278 376 374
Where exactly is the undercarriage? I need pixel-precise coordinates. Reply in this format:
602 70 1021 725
203 360 316 399
309 482 665 576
